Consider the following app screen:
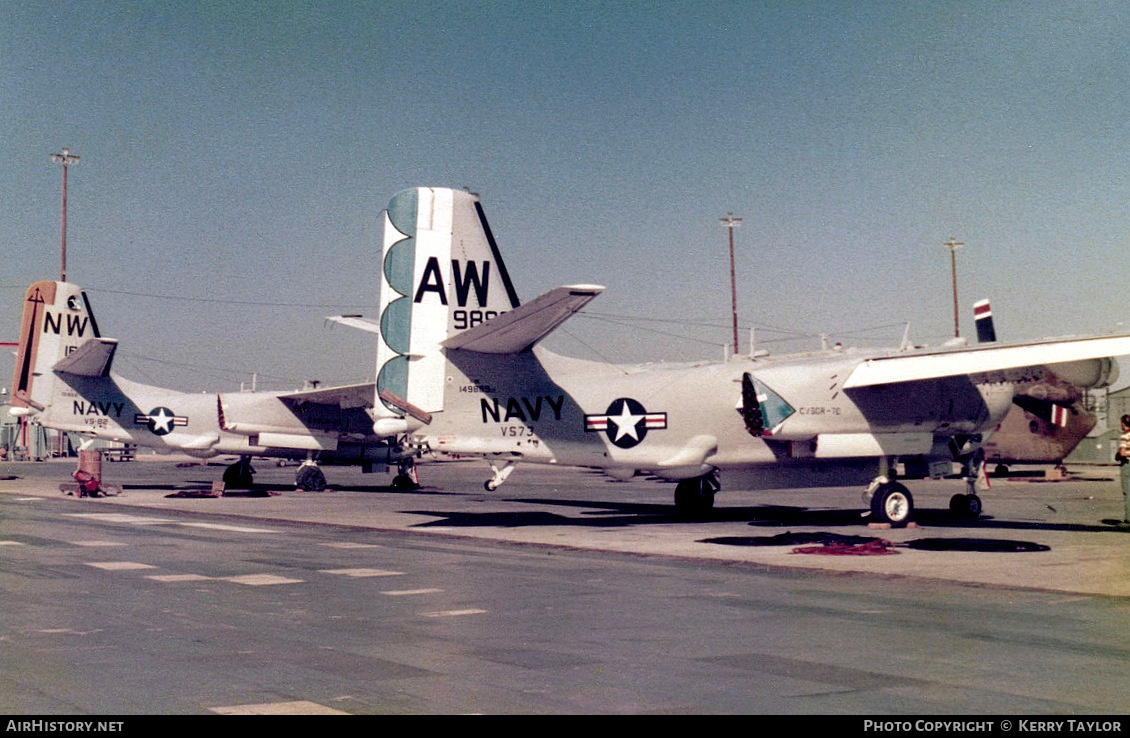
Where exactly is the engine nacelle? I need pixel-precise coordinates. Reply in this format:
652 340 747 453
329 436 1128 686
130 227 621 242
1048 357 1119 388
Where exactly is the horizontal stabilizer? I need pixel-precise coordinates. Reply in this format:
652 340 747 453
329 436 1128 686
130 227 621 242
325 315 380 335
442 285 605 354
844 334 1130 389
277 381 375 410
52 338 119 377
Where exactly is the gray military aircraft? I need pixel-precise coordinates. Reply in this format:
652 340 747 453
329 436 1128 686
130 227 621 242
334 186 1130 525
8 280 414 490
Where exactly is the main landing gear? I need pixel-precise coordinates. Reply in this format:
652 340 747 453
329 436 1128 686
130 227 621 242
948 468 984 519
864 457 915 526
221 456 331 492
391 459 420 490
295 460 327 492
674 471 719 519
865 478 915 526
948 449 985 520
222 457 255 489
864 454 986 526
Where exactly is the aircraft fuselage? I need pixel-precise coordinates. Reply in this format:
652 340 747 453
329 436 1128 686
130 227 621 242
40 372 390 465
421 346 1017 480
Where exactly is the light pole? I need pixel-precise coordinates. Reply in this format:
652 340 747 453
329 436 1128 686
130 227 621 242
944 238 964 338
719 212 742 356
50 147 80 282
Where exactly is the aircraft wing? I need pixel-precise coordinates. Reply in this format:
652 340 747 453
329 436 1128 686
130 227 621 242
844 334 1130 389
52 338 119 377
441 284 605 354
276 381 375 409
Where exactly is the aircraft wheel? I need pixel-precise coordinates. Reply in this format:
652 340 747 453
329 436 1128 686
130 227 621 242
949 493 982 519
870 482 914 526
295 465 327 492
222 461 254 489
484 480 499 492
674 475 716 520
391 474 419 490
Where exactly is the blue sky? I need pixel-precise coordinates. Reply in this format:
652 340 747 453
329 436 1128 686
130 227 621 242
2 1 1129 392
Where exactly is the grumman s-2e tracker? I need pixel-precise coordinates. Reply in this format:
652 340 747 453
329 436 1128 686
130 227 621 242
331 186 1130 525
9 281 416 492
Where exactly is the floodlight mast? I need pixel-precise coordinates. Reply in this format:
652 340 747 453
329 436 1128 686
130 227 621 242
50 147 80 282
719 212 742 356
944 238 964 338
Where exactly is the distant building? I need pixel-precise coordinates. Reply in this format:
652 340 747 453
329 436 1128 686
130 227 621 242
0 389 51 460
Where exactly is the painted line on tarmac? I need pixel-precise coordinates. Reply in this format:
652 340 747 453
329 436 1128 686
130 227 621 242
209 700 349 715
66 512 277 534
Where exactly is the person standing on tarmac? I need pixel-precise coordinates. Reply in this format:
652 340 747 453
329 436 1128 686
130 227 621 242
1115 415 1130 526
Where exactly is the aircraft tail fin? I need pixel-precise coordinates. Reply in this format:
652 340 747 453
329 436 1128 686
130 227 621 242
374 188 521 422
11 281 104 412
974 299 996 343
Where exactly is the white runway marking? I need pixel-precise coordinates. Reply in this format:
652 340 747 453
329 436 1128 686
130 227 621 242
320 542 381 549
179 522 276 533
85 561 157 571
65 513 275 533
209 700 349 715
420 608 487 618
319 568 404 578
69 540 127 547
68 513 174 525
382 588 443 596
147 574 214 582
221 574 304 586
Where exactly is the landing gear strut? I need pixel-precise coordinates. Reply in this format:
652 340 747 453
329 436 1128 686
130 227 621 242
950 450 984 520
674 470 719 519
484 460 517 491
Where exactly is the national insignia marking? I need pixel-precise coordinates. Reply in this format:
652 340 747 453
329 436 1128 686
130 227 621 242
584 398 666 449
134 407 188 436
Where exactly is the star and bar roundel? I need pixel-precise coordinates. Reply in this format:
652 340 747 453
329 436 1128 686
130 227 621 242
584 398 667 449
134 407 188 436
